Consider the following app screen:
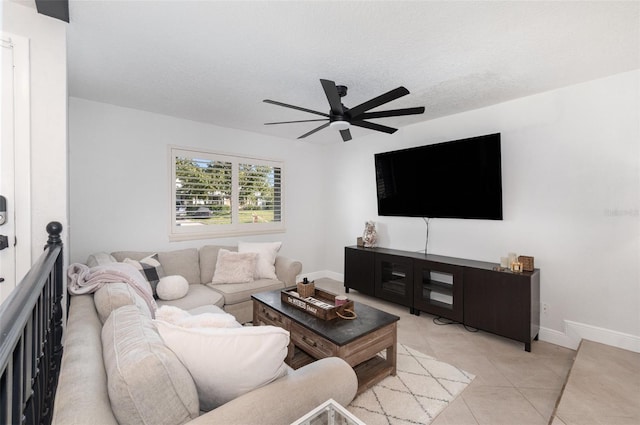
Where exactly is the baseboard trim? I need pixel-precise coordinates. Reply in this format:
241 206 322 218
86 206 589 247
514 322 640 353
300 272 640 353
539 326 576 350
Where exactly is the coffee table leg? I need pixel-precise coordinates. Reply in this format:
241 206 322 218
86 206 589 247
287 342 295 365
387 322 397 375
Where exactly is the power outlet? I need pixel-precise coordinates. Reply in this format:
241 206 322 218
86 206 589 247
542 302 550 315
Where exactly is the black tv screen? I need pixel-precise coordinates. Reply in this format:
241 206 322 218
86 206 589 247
375 133 503 220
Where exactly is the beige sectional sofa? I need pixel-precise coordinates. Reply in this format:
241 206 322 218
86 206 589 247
52 245 359 424
108 245 302 324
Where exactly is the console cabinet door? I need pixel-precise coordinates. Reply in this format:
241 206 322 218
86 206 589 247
344 247 374 295
464 268 539 344
374 253 413 307
413 260 463 322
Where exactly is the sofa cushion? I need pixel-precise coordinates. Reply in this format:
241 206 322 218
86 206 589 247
238 241 282 280
208 278 285 306
154 321 289 411
124 254 165 296
199 245 236 284
94 282 152 324
112 249 200 284
211 249 258 284
155 305 241 328
156 283 224 310
156 275 189 301
102 305 199 425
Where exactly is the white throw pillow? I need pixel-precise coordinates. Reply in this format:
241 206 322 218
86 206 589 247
238 241 282 280
156 275 189 301
154 321 289 411
155 305 241 328
211 249 258 284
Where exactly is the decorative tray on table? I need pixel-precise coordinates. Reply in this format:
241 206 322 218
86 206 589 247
281 287 355 320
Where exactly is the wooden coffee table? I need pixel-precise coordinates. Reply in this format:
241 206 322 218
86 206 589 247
252 289 399 394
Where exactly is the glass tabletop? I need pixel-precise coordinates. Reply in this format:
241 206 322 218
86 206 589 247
290 399 365 425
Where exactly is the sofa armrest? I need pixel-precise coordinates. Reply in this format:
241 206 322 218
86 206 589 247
274 255 302 286
188 357 357 425
52 295 118 425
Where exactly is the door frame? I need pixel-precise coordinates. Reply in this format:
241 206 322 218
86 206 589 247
1 32 31 285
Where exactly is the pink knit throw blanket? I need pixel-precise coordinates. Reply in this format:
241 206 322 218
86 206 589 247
67 262 158 315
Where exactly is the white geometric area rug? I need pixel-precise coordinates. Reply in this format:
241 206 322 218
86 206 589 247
348 344 475 425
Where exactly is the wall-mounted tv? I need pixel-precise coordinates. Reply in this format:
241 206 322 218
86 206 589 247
374 133 503 220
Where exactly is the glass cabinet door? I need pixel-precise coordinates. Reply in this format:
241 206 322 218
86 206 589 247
414 261 463 322
374 254 413 308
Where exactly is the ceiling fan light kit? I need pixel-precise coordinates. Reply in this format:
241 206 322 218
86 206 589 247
264 79 425 142
329 119 350 131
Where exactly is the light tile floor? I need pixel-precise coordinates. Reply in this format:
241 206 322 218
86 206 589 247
552 340 640 425
315 278 576 425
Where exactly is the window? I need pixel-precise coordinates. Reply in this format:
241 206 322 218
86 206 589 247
170 146 284 240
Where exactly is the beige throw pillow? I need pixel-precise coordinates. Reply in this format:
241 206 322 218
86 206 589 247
154 321 290 411
238 241 282 280
211 249 258 284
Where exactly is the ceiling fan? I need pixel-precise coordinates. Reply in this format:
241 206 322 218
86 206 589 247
263 79 425 142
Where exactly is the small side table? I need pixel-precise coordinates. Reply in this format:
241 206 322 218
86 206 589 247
290 399 365 425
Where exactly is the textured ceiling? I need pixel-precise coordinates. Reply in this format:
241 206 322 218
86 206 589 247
67 1 640 144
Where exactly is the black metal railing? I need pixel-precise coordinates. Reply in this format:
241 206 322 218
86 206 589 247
0 222 64 425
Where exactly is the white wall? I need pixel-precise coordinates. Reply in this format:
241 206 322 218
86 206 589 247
3 2 68 264
68 98 328 274
324 70 640 351
69 71 639 352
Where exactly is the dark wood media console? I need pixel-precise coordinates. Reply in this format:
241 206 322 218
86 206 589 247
344 246 540 351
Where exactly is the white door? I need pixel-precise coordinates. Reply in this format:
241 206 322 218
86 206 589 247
0 33 30 305
1 35 17 302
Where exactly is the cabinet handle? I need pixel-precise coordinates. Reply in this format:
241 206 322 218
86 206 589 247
301 336 317 347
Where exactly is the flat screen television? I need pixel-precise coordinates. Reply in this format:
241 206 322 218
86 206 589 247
374 133 503 220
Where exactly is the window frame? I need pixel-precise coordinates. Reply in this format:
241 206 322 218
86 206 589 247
169 145 285 241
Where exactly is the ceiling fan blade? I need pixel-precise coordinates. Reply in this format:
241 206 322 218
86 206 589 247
351 120 398 134
263 99 329 117
348 87 410 117
264 118 328 125
297 122 330 139
320 79 344 115
340 129 352 142
354 107 425 120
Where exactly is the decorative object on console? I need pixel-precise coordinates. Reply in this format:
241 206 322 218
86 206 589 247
507 252 518 267
363 221 377 247
500 256 509 268
357 237 364 247
519 255 535 272
510 261 523 273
